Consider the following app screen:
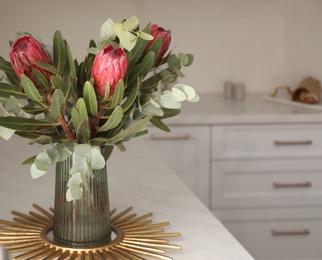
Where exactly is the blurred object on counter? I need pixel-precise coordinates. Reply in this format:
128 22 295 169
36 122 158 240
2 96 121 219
271 76 321 104
234 82 245 101
224 81 234 99
223 81 246 100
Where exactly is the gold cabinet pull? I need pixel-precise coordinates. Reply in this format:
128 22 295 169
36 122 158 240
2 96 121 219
150 133 191 140
273 140 312 146
273 181 312 188
271 229 310 236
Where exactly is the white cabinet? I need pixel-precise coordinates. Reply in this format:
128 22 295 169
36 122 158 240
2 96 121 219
142 126 211 207
211 124 322 260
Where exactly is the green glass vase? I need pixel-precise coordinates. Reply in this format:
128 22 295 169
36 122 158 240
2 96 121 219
52 155 111 248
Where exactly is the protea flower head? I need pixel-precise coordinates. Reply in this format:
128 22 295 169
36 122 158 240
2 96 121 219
9 35 52 85
146 24 171 62
91 45 128 98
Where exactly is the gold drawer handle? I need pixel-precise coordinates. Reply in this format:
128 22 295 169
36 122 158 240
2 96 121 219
273 181 312 188
271 229 310 236
150 133 191 140
273 140 312 146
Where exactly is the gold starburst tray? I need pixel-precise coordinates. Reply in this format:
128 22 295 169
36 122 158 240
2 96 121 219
0 204 181 260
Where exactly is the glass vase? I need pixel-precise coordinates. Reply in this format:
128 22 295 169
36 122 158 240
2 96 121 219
53 154 111 248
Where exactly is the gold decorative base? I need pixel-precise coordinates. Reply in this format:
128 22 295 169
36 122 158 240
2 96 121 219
0 204 181 260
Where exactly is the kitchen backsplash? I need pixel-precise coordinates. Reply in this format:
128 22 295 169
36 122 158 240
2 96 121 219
1 0 321 94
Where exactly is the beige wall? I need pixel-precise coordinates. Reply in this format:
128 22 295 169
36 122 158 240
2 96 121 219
1 0 321 94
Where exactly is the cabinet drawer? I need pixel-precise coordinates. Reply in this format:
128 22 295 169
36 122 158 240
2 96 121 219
222 219 322 260
212 125 322 159
211 159 322 209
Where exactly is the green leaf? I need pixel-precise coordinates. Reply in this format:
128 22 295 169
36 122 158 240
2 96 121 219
129 23 150 67
104 114 153 144
31 69 49 89
65 41 76 77
0 116 59 131
109 80 124 108
127 51 155 88
83 81 98 116
51 89 66 119
148 37 163 63
76 98 89 121
71 105 89 143
35 61 59 75
0 57 20 86
27 135 53 145
0 82 26 99
53 30 67 75
160 108 181 119
122 77 141 113
150 117 170 132
20 75 47 108
98 105 123 132
50 75 64 91
22 155 37 165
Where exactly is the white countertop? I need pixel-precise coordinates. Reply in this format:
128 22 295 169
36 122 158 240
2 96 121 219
0 137 254 260
166 93 322 125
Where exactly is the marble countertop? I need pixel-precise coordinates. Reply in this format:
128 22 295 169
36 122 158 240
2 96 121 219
0 137 254 260
165 93 322 125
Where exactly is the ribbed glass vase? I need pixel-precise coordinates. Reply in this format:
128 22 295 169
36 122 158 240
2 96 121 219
53 155 111 248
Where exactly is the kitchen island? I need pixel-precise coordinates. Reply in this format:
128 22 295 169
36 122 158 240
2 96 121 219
0 136 254 260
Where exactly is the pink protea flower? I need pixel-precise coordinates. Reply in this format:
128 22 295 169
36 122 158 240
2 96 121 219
9 35 52 85
91 45 128 98
145 24 171 62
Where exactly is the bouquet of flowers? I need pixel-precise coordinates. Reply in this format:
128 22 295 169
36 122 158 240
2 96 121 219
0 16 198 200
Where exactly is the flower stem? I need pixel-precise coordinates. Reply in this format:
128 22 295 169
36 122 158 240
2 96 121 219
59 117 76 142
90 102 103 139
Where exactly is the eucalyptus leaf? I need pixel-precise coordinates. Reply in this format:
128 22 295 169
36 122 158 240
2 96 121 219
122 16 139 30
67 172 82 187
160 90 181 109
137 31 153 41
89 147 105 170
113 23 137 51
172 87 187 102
31 162 47 179
0 126 15 140
100 18 115 39
66 184 83 201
